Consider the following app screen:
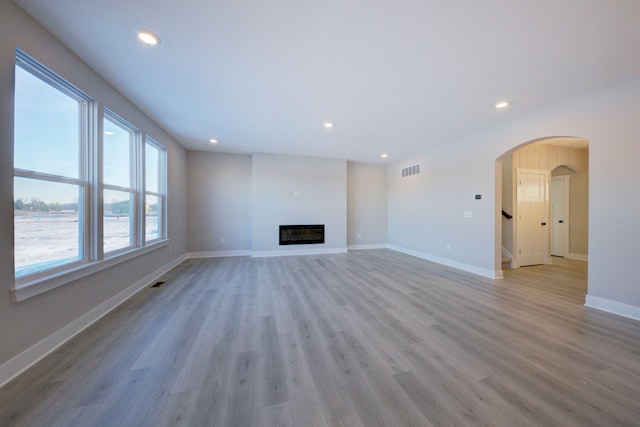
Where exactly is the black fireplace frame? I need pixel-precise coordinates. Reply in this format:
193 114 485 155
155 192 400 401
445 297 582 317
279 224 325 245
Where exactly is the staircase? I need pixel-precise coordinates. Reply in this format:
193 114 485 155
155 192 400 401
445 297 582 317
501 247 513 269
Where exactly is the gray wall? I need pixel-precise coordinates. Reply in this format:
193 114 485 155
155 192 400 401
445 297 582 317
187 151 252 253
388 76 640 311
186 155 384 254
347 162 388 247
0 2 187 367
388 146 496 276
252 153 347 254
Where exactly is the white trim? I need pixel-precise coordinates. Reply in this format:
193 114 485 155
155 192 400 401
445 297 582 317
187 250 251 259
11 240 169 302
251 247 348 258
568 252 588 261
0 254 186 389
348 244 389 251
585 295 640 322
388 245 502 279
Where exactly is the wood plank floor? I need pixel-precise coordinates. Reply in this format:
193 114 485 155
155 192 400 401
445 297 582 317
1 250 640 426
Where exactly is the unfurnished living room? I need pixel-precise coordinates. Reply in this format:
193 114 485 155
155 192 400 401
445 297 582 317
1 1 640 426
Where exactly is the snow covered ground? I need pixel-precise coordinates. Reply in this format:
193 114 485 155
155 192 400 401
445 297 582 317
14 213 158 276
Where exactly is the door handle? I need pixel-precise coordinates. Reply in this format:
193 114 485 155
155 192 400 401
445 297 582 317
558 220 564 223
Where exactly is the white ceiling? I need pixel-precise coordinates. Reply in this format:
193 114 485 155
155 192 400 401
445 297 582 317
15 0 640 162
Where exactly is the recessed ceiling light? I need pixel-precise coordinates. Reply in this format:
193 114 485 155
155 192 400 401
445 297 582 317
137 30 160 46
380 153 388 158
495 101 509 109
104 131 115 136
209 138 218 144
323 122 334 129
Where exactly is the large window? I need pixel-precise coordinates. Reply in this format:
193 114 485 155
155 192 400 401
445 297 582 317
103 113 137 254
13 54 90 278
13 50 168 297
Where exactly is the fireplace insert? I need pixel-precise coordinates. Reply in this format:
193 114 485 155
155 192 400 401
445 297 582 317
279 224 325 245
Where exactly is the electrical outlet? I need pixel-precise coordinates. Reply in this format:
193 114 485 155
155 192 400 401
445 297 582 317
446 243 451 251
221 238 226 244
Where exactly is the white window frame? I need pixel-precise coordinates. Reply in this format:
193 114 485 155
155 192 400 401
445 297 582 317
102 110 141 256
13 49 94 283
144 137 167 244
11 50 169 303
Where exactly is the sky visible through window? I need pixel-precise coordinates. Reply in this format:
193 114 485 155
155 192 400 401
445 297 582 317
14 66 79 203
104 117 131 188
146 143 159 193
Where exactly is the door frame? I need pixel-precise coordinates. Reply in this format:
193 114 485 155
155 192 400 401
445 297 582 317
550 175 570 258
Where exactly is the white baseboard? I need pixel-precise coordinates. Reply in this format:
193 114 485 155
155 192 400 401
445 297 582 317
348 244 389 251
187 250 251 259
0 254 187 390
252 247 348 258
388 245 502 279
584 295 640 322
568 252 588 261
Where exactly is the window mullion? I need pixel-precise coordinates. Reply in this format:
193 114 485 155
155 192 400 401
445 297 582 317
94 105 104 261
84 99 99 263
131 132 140 248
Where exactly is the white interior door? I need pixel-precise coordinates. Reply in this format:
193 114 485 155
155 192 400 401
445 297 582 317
516 169 549 266
550 176 570 257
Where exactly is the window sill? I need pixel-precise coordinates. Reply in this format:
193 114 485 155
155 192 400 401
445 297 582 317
10 240 169 303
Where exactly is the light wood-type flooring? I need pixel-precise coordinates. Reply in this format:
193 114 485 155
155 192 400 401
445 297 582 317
1 250 640 426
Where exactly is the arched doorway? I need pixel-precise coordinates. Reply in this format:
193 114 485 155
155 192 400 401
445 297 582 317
496 136 589 289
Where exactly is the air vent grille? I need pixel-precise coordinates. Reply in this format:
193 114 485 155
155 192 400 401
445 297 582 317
401 164 421 178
